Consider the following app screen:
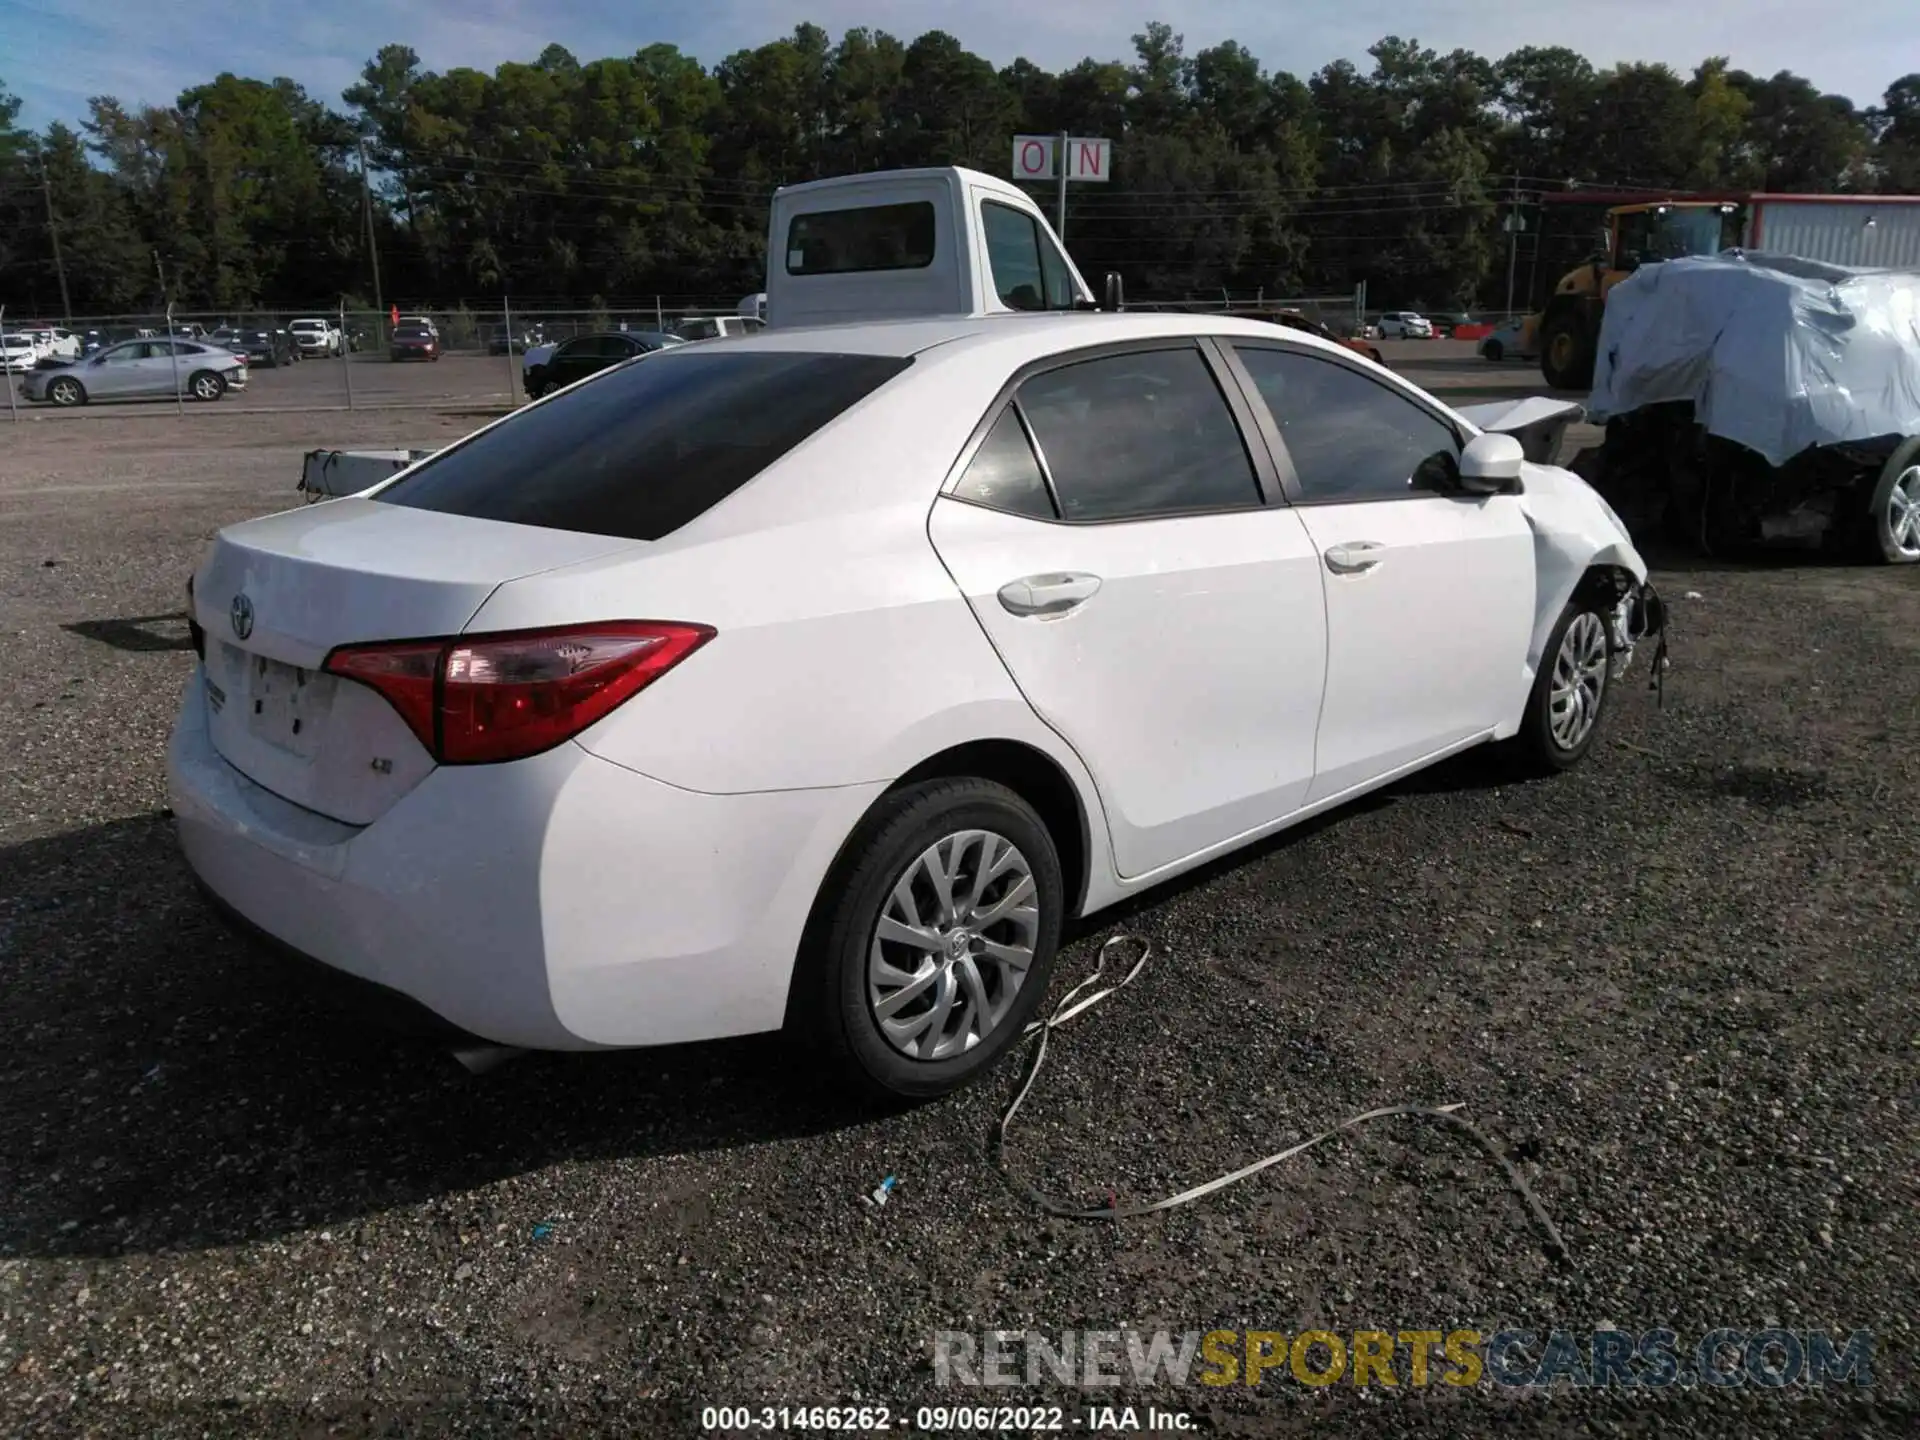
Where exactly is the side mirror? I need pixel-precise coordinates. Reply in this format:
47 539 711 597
1103 272 1125 312
1458 432 1525 494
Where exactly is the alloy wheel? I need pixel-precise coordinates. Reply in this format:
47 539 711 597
1548 611 1609 751
1886 465 1920 559
866 829 1040 1061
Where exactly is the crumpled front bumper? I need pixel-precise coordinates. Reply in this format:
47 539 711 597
1609 579 1670 684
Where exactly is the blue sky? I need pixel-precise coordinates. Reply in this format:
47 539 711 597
3 0 1910 130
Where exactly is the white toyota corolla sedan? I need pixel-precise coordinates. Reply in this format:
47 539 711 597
170 312 1664 1098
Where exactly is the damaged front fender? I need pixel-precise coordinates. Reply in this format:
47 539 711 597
1515 460 1668 695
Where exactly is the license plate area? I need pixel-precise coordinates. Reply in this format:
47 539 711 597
229 645 335 759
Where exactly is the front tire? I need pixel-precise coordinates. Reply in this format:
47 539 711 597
797 778 1064 1102
1511 596 1614 774
188 370 225 402
1540 308 1595 390
1482 339 1504 362
47 375 86 407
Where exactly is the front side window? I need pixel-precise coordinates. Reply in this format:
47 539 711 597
1013 347 1262 522
376 350 912 542
99 343 142 364
1232 345 1461 503
785 202 937 275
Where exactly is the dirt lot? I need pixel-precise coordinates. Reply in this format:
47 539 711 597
1 382 1916 1437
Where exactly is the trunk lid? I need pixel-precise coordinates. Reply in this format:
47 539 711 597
190 498 640 824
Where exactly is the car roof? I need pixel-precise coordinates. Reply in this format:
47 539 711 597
700 311 1364 368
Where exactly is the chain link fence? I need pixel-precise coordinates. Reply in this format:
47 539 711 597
4 284 1483 421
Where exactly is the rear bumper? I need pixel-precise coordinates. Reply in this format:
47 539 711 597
166 671 882 1051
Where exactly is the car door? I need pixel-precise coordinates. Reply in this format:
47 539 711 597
85 341 150 398
546 337 605 389
135 341 190 395
927 340 1329 880
1223 340 1536 803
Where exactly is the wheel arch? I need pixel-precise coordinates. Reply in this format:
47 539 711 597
888 739 1094 920
780 736 1099 1038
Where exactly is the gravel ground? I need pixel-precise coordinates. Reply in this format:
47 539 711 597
1 399 1916 1438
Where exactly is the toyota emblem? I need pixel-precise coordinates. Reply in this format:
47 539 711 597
230 593 254 641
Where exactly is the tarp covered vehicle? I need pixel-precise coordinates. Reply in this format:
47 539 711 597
1574 251 1920 564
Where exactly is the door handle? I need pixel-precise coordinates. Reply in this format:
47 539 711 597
1323 541 1386 575
997 571 1103 618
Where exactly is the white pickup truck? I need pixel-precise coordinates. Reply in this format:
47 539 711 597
288 318 342 357
516 169 1099 390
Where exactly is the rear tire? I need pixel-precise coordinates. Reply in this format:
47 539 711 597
1482 339 1504 362
1509 594 1614 775
1863 437 1920 565
795 778 1063 1103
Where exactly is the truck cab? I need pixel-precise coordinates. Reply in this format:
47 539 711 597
765 167 1095 327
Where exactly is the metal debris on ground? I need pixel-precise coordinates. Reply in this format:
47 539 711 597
991 934 1576 1268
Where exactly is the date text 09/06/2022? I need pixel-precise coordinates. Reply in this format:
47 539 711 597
699 1404 1192 1431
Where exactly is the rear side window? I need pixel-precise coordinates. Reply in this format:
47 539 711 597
786 202 936 275
375 351 913 541
1013 347 1262 522
953 409 1056 519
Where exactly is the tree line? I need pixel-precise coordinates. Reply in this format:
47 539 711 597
2 20 1918 318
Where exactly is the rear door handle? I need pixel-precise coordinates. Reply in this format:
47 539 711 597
997 571 1103 618
1324 541 1386 575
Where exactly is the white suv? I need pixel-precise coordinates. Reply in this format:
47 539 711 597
1377 312 1436 339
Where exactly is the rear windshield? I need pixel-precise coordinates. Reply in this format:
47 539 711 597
393 327 431 339
374 350 912 541
785 202 936 275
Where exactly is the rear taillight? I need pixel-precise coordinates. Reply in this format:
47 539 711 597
323 621 713 765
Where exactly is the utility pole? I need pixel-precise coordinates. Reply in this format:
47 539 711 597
37 150 74 325
152 249 167 306
1055 130 1069 241
1503 176 1523 319
358 136 385 335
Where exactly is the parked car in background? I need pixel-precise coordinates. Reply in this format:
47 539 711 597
671 314 766 342
487 323 530 356
397 315 439 338
23 337 247 405
389 324 441 361
1479 319 1538 363
216 326 298 368
1376 312 1436 339
18 326 82 361
1426 312 1476 338
289 318 342 357
1 332 39 372
1259 310 1385 365
522 330 682 397
79 327 144 356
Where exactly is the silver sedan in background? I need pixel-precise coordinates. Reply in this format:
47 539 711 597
21 338 249 406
